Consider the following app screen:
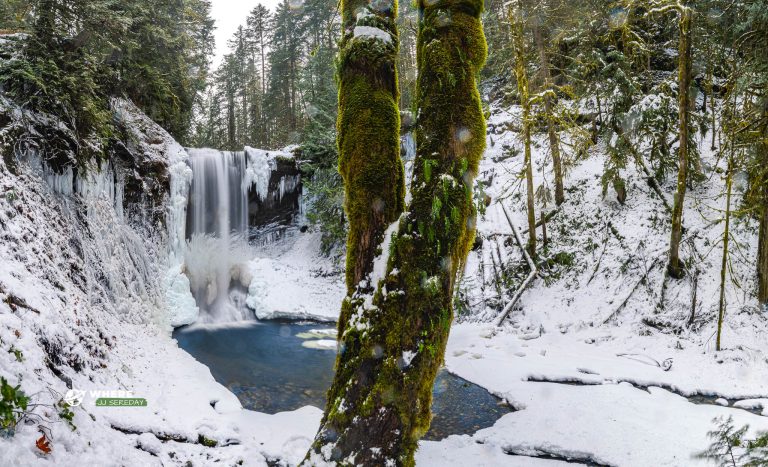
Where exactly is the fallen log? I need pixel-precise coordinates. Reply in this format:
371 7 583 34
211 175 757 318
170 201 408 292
496 203 539 326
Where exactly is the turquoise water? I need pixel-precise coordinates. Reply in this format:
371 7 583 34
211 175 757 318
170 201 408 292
174 320 511 440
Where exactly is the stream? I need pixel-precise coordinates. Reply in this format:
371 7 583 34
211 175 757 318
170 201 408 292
173 320 512 441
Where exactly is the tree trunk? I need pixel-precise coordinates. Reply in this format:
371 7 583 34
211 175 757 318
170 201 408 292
710 85 717 151
716 152 733 350
304 0 486 463
227 90 236 150
758 125 768 307
334 0 405 296
707 63 717 151
289 56 297 130
668 6 692 279
509 1 537 258
259 27 267 146
533 24 565 206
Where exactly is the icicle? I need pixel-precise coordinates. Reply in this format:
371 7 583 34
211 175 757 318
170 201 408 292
243 146 272 201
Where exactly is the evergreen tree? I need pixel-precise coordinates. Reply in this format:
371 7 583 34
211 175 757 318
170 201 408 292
0 0 32 31
0 0 215 156
247 5 272 147
264 0 305 146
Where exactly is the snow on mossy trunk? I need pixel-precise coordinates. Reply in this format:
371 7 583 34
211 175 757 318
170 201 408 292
304 0 486 464
337 0 405 296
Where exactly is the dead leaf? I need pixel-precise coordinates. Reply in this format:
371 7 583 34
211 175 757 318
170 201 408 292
36 434 51 454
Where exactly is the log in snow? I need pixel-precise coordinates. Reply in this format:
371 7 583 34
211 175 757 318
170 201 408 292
495 203 538 326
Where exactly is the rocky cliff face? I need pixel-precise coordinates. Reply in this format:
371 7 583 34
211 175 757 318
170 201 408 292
247 154 302 229
0 95 178 460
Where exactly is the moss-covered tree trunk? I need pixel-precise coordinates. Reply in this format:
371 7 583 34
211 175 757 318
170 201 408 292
509 1 537 257
304 0 486 463
757 126 768 307
716 152 733 350
668 5 692 279
533 24 565 206
336 0 405 299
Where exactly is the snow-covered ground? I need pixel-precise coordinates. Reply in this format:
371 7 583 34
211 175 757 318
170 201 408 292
2 93 767 466
428 323 768 466
424 101 768 465
246 230 345 322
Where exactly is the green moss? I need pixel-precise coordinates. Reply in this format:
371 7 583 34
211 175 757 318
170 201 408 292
308 0 485 464
336 4 405 294
197 434 217 448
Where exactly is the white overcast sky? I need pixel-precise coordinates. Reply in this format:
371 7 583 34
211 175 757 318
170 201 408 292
210 0 283 67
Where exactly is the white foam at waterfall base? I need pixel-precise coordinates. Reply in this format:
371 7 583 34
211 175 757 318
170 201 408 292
184 233 255 322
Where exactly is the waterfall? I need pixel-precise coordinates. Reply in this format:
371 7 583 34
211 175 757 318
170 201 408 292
186 149 249 240
182 147 299 324
402 132 416 161
184 149 250 322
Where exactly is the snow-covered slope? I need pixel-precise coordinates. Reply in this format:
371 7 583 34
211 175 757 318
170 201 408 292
421 101 768 465
246 230 346 322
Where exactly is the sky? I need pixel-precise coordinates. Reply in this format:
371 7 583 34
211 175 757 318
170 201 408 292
210 0 282 68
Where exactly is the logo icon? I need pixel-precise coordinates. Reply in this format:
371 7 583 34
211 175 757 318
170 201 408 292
63 389 86 407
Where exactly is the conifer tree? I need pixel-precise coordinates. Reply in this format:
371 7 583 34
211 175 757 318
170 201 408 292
247 4 272 147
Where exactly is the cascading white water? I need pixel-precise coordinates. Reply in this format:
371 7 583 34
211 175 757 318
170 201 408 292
182 146 294 323
186 149 249 239
402 132 416 161
184 149 251 322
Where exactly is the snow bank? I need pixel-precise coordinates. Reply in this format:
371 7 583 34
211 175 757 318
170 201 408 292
245 232 345 322
164 264 199 327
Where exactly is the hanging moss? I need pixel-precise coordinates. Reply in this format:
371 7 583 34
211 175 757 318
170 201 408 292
305 0 486 464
